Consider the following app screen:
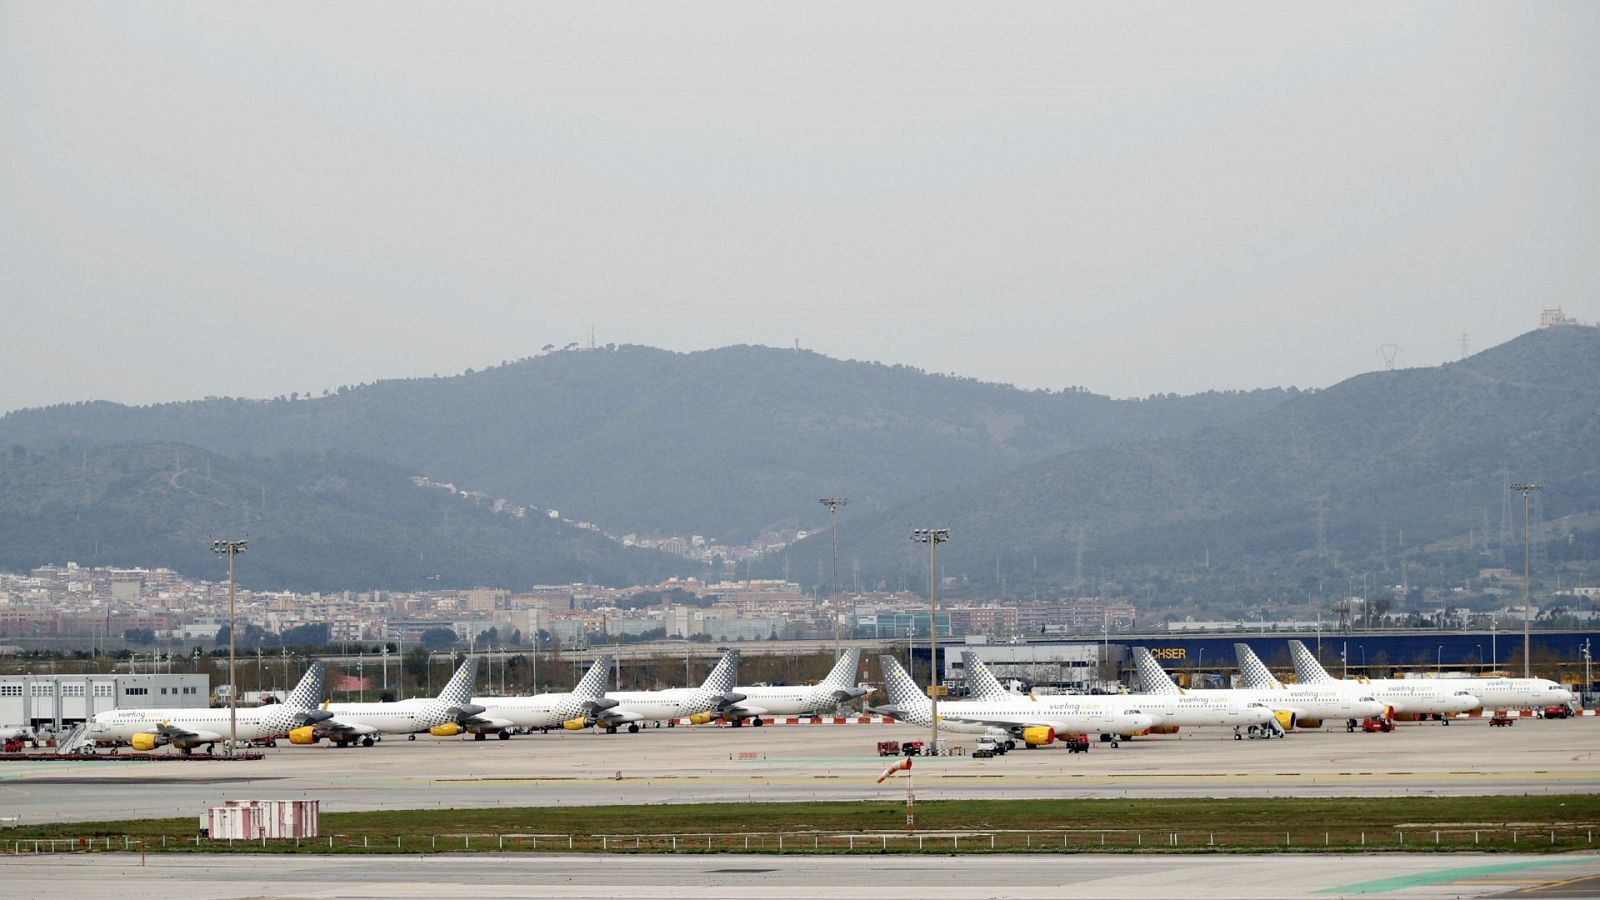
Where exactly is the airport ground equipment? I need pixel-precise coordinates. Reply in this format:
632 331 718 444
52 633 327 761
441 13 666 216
1491 714 1514 727
876 740 900 757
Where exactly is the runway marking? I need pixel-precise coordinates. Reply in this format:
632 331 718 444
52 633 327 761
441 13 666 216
1318 858 1595 894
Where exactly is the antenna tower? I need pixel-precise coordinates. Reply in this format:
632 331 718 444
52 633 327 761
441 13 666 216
1378 344 1402 370
1459 333 1470 359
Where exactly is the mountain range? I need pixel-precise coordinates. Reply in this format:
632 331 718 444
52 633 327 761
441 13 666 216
2 328 1595 602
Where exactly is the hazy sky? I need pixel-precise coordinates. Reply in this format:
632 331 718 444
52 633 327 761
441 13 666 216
3 3 1596 414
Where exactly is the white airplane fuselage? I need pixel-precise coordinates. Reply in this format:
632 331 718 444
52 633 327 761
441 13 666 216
473 692 604 730
89 706 303 745
322 699 457 736
605 688 721 724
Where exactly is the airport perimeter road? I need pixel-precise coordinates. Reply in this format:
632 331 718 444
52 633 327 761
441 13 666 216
1 717 1596 825
4 852 1600 899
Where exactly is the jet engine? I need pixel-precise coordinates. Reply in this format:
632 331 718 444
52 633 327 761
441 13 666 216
1149 725 1180 735
1021 726 1056 747
562 718 588 731
288 727 318 745
1296 718 1321 729
131 733 160 752
687 712 715 725
429 723 462 737
1272 710 1298 732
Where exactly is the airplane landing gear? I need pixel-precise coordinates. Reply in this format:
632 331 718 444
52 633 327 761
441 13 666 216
498 730 511 740
361 736 375 747
408 734 417 741
752 717 763 727
473 732 487 741
627 723 640 733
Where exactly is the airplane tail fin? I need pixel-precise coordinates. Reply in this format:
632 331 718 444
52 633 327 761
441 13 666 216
285 661 328 709
699 649 739 693
877 655 932 714
437 656 479 705
960 650 1011 701
821 648 861 688
575 655 612 697
1132 648 1182 694
1234 643 1283 690
1288 640 1336 683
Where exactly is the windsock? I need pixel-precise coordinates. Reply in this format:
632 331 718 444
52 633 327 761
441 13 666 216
876 757 912 783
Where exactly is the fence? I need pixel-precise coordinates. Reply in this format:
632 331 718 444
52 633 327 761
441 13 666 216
5 828 1596 856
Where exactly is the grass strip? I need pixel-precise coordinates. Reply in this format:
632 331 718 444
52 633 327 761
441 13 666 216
5 795 1597 855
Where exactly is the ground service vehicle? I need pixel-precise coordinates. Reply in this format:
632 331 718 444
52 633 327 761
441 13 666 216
1542 705 1573 719
1361 717 1395 733
1065 735 1090 753
1490 715 1514 727
902 740 925 756
877 740 901 757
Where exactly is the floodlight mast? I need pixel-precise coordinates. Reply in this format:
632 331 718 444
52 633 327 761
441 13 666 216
211 539 248 757
1510 483 1541 678
911 528 950 755
819 498 849 652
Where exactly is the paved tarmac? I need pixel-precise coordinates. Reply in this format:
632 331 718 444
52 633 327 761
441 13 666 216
0 716 1595 825
3 852 1599 898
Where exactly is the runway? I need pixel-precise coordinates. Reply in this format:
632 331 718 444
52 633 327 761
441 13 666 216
3 851 1599 898
1 717 1596 826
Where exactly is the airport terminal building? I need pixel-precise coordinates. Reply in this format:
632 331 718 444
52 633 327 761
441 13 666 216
1 673 210 731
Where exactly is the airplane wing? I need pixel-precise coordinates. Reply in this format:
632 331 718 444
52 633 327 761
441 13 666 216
157 722 224 746
460 714 516 732
316 719 379 739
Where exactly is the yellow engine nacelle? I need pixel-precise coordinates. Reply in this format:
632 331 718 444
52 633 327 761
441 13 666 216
1297 719 1321 729
429 723 462 737
131 733 159 752
288 727 318 745
1149 725 1181 735
687 712 714 725
1021 726 1056 747
1272 710 1297 732
562 718 588 731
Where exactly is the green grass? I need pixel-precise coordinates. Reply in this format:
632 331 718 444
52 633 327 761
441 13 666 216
6 796 1598 855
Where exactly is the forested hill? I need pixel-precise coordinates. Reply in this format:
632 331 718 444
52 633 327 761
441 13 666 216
771 326 1600 600
0 344 1291 541
0 443 698 592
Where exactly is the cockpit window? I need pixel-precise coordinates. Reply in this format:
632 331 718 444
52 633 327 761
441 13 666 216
1359 696 1377 703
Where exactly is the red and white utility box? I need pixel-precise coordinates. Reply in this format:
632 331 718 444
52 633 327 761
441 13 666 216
205 800 319 840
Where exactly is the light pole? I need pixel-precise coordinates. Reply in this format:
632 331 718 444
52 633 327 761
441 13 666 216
1511 483 1541 678
819 498 850 652
1580 640 1592 705
1492 623 1498 671
211 539 247 758
1436 645 1443 675
911 528 949 756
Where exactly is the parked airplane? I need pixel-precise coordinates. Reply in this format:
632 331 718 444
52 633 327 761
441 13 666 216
87 662 330 754
1132 647 1386 734
961 650 1275 738
720 648 872 725
1237 642 1478 724
316 657 484 746
466 655 617 737
597 649 742 733
875 656 1155 748
1285 640 1572 713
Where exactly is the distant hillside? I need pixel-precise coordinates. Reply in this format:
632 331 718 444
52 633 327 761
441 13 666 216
0 443 698 592
0 345 1290 541
776 326 1600 601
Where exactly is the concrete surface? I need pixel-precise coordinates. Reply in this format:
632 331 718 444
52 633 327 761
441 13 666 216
0 716 1595 825
3 852 1599 898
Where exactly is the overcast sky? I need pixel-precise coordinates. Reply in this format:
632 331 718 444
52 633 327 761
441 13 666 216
2 3 1596 414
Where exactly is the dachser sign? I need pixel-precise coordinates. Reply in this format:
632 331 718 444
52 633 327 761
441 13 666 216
1148 648 1187 660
